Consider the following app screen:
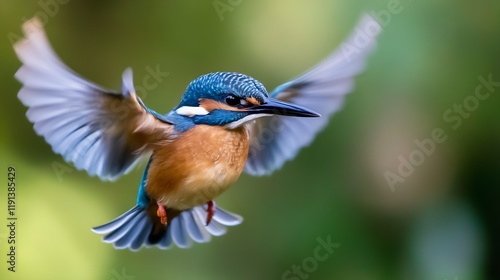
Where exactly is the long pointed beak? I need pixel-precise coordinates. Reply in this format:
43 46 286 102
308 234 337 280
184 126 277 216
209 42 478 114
247 98 320 117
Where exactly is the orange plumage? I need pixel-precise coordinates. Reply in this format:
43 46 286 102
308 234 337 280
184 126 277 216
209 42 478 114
146 125 249 211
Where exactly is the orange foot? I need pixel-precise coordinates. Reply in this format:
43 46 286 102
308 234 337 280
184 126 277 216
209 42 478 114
156 202 168 225
206 200 215 226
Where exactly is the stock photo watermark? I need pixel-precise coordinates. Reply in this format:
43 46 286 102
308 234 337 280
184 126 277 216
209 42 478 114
110 267 135 280
213 0 242 21
385 74 499 191
5 166 17 272
8 0 70 44
369 0 410 28
282 235 340 280
135 65 170 100
341 0 412 62
3 2 62 270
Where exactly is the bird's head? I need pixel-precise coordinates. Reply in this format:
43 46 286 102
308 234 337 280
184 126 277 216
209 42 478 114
175 72 319 129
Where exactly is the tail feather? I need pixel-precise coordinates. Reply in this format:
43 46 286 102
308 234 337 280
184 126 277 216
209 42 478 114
114 213 148 249
92 205 142 234
181 211 211 243
210 206 244 226
193 207 226 236
129 218 153 250
103 210 144 244
156 227 173 249
170 217 191 248
92 204 242 251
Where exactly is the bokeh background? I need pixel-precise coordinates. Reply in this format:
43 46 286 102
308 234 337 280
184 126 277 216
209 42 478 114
1 1 499 279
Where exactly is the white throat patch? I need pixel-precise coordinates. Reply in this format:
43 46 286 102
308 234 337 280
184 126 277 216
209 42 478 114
176 106 209 117
225 113 272 129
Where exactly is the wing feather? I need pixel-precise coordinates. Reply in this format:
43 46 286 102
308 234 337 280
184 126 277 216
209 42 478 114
245 14 381 176
14 18 173 181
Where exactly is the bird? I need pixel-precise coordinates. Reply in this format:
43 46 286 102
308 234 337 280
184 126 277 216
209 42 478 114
13 14 381 251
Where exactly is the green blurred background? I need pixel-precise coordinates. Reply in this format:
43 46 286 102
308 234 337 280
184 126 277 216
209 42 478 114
1 0 499 279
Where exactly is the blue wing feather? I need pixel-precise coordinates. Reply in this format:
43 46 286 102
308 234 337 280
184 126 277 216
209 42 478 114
245 14 382 176
14 18 172 181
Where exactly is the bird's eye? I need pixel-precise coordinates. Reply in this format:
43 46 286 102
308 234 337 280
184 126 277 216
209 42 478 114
225 94 241 106
225 94 252 108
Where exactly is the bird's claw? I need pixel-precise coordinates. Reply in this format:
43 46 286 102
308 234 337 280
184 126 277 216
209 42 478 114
156 202 168 225
206 200 215 226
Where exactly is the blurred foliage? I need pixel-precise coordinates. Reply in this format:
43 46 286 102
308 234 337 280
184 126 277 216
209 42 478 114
1 0 499 279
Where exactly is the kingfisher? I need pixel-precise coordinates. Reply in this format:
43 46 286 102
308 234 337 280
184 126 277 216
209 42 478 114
14 15 380 250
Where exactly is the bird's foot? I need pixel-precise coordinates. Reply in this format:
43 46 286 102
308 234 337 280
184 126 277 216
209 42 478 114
156 202 168 225
206 200 215 226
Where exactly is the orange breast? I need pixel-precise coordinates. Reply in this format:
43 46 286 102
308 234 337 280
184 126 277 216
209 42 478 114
146 125 249 210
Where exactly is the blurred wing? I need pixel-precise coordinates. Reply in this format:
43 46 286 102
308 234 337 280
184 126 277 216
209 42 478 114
14 18 173 181
245 14 381 176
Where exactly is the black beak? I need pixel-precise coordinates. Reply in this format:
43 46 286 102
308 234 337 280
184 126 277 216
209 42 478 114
247 98 320 117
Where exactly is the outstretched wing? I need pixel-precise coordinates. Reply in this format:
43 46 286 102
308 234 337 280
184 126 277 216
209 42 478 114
245 14 382 176
14 18 173 181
